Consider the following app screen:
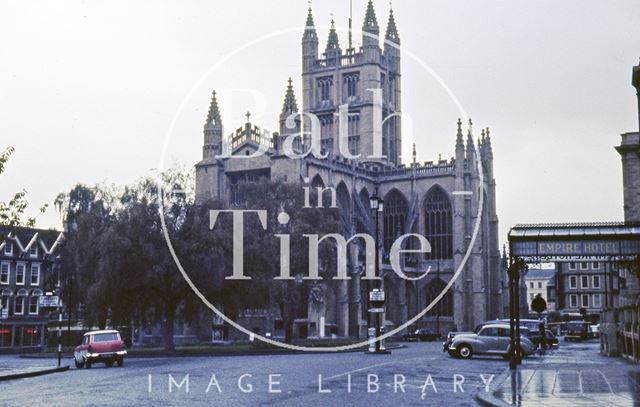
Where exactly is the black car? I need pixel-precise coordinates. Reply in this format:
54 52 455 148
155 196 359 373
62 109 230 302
404 328 441 342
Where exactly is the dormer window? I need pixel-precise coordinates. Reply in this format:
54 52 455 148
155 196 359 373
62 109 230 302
29 245 38 258
3 243 12 255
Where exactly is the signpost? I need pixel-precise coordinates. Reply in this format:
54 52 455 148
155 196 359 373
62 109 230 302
39 295 60 308
41 293 62 366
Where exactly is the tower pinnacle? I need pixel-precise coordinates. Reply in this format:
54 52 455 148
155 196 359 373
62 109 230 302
385 7 400 44
363 0 379 30
456 118 464 150
205 90 221 128
281 77 298 116
326 18 340 51
362 0 380 49
303 6 317 39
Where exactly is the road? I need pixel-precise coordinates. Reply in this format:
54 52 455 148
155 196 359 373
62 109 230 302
0 339 606 406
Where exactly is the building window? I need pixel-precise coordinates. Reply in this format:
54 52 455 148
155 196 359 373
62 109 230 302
592 262 600 270
581 275 589 289
16 264 25 285
0 263 9 284
317 77 332 103
538 282 542 289
30 264 40 286
593 294 602 308
580 262 588 270
425 278 453 317
423 186 453 260
29 296 39 315
29 244 38 257
569 276 577 289
581 294 589 308
3 243 12 255
530 282 534 289
569 294 578 308
383 190 408 254
14 294 26 315
569 262 577 270
592 275 601 289
343 73 359 98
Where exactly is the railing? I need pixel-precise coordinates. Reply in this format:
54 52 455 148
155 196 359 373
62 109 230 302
228 124 274 150
304 154 456 179
314 52 387 69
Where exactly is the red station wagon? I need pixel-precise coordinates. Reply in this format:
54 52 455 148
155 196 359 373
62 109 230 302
74 330 127 368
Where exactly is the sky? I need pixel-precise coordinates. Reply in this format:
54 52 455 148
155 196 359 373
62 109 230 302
1 0 639 247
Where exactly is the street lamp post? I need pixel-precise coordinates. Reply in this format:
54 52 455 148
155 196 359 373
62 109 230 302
368 189 388 354
508 255 528 369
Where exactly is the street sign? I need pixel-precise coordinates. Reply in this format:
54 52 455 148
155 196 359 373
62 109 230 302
39 295 60 308
369 290 385 302
368 308 385 313
1 308 7 319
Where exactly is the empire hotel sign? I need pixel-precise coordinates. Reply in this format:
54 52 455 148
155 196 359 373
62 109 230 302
508 223 640 262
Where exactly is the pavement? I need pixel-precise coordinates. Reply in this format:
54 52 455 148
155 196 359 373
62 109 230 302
0 357 69 381
478 340 640 406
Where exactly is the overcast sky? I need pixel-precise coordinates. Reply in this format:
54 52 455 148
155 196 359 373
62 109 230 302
1 0 639 246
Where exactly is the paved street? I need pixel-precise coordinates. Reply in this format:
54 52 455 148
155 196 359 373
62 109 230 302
0 341 507 406
1 339 638 406
491 340 640 406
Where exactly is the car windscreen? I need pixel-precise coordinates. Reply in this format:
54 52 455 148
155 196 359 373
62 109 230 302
93 333 119 342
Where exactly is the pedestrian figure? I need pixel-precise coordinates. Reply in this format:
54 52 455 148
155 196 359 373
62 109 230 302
539 321 547 351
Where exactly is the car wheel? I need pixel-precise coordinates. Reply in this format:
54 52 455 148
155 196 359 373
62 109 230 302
116 358 124 367
106 360 114 368
74 357 85 369
457 344 473 359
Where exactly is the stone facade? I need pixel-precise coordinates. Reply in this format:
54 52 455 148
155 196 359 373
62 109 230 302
195 1 503 337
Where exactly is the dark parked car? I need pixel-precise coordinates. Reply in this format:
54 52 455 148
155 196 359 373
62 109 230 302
404 328 441 342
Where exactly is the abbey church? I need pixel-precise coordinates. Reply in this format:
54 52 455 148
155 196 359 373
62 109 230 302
195 1 504 338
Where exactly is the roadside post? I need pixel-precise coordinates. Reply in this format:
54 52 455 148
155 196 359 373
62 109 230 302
57 312 62 367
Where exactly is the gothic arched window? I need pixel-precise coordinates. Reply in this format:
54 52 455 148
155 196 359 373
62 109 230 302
425 278 453 317
424 186 453 260
383 190 408 254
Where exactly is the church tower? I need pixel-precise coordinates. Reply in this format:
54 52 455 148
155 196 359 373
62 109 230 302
195 90 224 203
301 1 402 165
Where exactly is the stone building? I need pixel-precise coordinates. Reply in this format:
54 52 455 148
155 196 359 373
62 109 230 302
195 1 503 338
0 227 64 350
615 60 640 301
554 261 620 320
